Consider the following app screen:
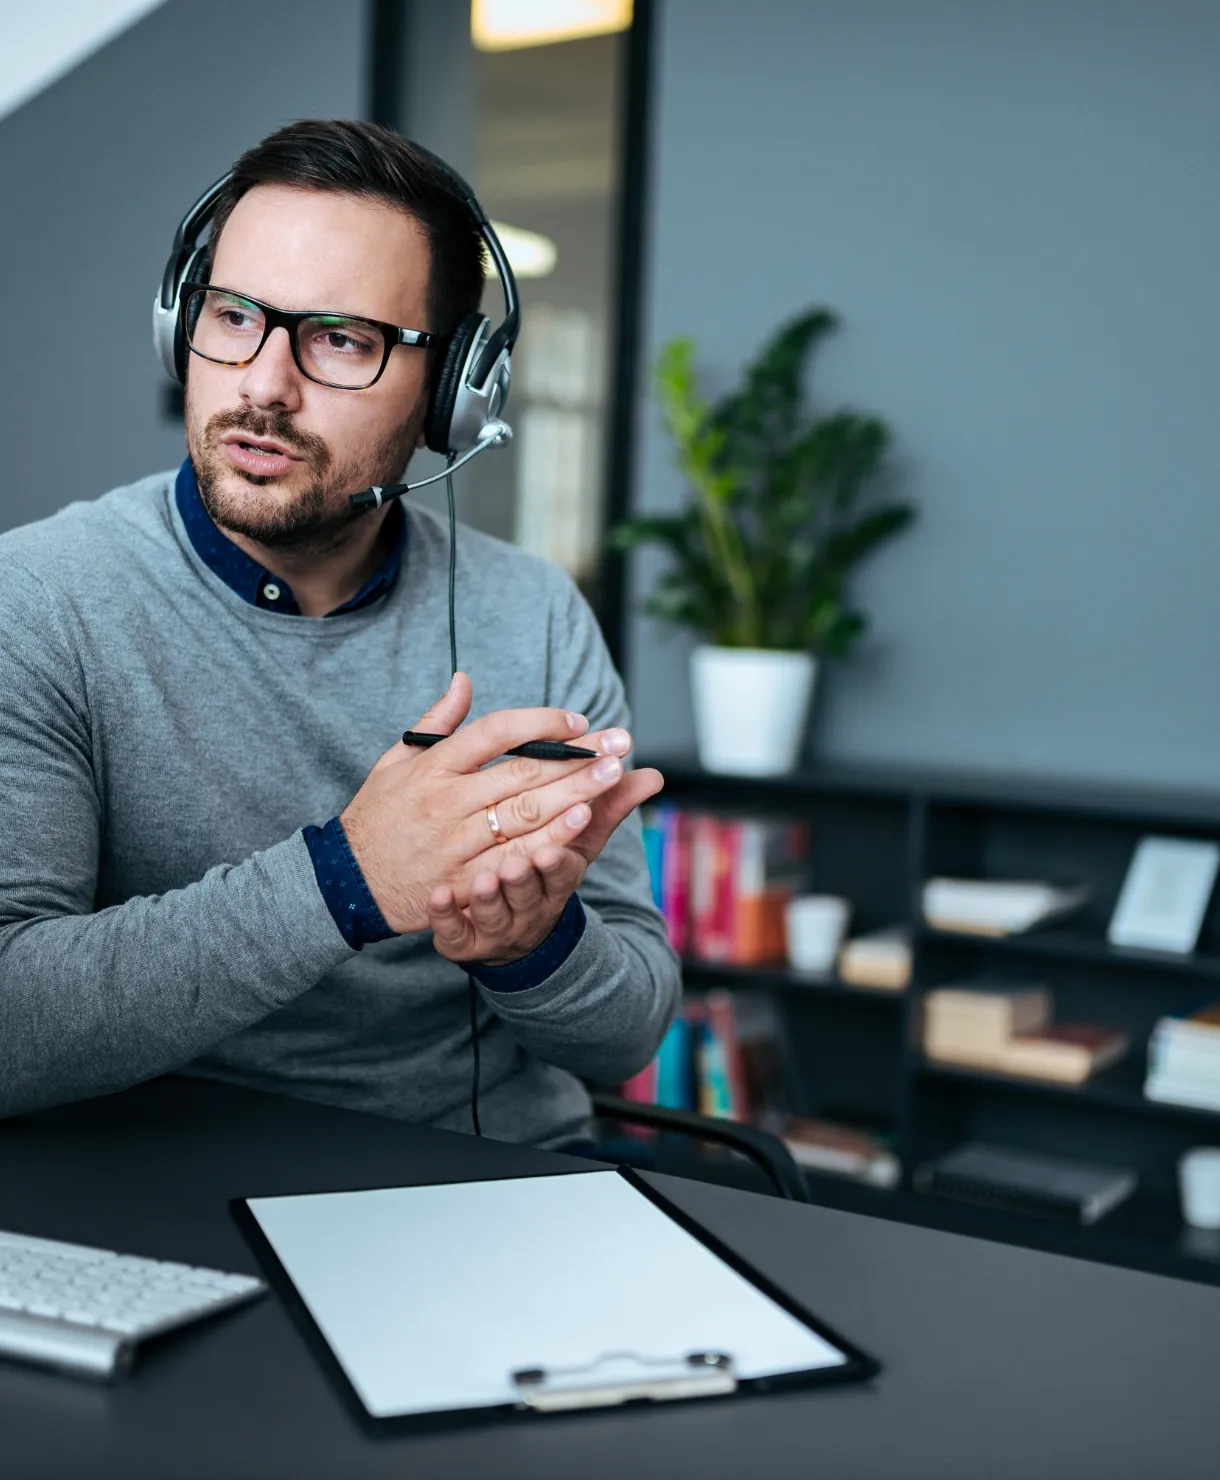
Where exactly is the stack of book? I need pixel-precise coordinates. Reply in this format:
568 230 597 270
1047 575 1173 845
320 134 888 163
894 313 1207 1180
837 927 912 991
780 1119 900 1188
620 991 790 1123
620 992 900 1188
640 807 809 965
923 984 1130 1083
1144 1001 1220 1112
914 1143 1137 1224
922 877 1089 936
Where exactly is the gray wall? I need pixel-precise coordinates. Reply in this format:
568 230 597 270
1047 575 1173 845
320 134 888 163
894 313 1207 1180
0 0 366 534
629 0 1220 788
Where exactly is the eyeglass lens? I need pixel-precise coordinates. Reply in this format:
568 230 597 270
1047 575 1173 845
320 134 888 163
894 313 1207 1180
185 288 387 388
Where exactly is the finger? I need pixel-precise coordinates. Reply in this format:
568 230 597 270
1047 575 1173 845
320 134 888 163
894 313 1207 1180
479 753 627 845
466 725 634 809
529 843 586 904
370 672 472 774
467 798 593 874
427 883 478 955
466 870 514 936
498 852 545 915
434 705 591 775
462 750 625 854
569 768 665 864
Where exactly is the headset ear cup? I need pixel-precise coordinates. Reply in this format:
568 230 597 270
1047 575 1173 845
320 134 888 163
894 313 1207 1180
425 313 484 455
173 248 209 384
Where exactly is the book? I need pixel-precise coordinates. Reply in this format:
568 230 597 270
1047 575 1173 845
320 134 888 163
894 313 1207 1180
689 814 729 962
913 1142 1137 1224
704 990 748 1121
654 1015 694 1110
1150 1000 1220 1054
781 1118 901 1188
639 807 665 910
660 808 691 956
687 814 809 965
1144 1001 1220 1105
696 1014 733 1119
924 984 1051 1042
1144 1073 1220 1113
837 927 912 991
731 818 809 964
997 1024 1130 1083
619 1056 658 1105
922 878 1089 937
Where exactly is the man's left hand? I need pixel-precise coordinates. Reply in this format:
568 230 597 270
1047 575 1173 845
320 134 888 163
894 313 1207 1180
427 767 662 967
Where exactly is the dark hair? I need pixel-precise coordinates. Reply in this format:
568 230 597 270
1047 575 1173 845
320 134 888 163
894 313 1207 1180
208 119 486 379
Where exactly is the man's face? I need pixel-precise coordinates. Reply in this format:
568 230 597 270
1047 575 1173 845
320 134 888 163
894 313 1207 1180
184 184 432 556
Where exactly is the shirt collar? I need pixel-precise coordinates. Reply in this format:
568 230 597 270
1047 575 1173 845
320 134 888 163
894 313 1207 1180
174 458 406 617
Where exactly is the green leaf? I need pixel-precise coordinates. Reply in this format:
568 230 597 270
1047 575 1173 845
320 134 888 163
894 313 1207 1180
623 308 915 652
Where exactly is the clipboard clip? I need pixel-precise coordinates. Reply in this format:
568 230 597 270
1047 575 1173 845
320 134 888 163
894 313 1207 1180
512 1350 736 1412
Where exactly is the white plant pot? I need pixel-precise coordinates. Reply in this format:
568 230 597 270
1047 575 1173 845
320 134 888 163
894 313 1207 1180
690 645 817 776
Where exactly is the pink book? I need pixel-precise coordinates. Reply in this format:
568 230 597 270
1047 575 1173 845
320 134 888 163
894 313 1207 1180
619 1058 659 1104
661 808 690 956
689 814 723 961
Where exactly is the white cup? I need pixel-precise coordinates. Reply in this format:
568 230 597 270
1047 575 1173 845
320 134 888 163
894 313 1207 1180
1179 1147 1220 1230
785 895 851 974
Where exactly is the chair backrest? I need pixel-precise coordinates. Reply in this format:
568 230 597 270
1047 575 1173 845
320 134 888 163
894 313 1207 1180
588 1093 810 1203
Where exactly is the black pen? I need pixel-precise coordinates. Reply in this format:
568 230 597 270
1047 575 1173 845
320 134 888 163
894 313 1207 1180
401 730 599 761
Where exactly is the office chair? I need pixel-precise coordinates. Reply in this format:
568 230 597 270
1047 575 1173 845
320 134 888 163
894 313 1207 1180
587 1092 810 1203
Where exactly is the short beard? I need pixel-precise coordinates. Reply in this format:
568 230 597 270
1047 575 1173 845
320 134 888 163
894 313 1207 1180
186 398 422 560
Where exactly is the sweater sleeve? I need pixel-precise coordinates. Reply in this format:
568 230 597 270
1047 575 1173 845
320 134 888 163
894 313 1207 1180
0 558 353 1119
474 574 681 1085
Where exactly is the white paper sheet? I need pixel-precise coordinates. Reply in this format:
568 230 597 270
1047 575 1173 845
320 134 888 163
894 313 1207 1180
247 1170 847 1418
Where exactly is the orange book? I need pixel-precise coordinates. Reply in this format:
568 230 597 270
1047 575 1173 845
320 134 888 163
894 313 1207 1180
727 818 809 964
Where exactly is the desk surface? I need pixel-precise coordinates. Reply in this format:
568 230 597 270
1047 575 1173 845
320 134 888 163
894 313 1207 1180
1 1078 1217 1480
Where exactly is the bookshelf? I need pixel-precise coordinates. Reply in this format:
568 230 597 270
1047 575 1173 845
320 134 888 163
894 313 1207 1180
643 756 1220 1288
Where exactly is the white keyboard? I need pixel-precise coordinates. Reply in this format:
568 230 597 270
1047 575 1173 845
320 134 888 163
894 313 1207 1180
0 1227 266 1379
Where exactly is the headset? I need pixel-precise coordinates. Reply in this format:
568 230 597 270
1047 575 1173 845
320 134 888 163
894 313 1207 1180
152 142 519 479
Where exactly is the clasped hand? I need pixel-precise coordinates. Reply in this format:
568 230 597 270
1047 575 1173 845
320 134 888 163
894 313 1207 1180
340 673 663 967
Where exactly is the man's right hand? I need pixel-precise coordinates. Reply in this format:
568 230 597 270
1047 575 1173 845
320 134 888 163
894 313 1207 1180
338 672 632 935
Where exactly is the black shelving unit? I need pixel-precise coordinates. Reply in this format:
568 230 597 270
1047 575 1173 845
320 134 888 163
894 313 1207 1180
644 756 1220 1288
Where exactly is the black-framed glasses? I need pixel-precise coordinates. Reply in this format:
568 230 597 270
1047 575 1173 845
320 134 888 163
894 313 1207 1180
181 282 438 390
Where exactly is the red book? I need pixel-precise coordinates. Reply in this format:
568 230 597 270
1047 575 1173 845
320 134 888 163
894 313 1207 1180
706 819 737 963
660 808 690 955
999 1024 1130 1083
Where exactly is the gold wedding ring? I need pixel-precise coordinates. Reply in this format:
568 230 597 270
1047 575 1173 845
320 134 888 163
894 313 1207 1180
486 803 509 846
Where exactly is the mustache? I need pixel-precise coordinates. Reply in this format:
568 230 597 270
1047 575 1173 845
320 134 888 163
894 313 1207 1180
204 407 331 471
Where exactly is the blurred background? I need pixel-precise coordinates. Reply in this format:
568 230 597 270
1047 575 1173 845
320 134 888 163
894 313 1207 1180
4 1 1220 1281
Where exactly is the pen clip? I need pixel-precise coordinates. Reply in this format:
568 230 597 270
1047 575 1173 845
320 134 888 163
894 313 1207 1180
512 1350 735 1411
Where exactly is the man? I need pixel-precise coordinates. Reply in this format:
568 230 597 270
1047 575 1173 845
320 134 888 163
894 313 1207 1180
0 119 679 1147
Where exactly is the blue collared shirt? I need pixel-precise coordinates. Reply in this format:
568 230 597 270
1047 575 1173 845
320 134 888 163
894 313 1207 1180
174 459 584 987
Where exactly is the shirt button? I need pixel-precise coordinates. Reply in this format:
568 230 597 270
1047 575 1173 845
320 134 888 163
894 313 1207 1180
263 583 281 601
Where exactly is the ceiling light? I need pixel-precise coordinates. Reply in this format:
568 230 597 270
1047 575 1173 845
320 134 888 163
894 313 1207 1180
488 221 558 279
472 0 632 52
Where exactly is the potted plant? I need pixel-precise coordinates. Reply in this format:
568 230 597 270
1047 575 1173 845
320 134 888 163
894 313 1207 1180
612 308 916 775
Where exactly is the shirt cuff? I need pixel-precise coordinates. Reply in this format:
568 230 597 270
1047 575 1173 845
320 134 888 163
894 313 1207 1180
303 816 396 950
469 894 587 993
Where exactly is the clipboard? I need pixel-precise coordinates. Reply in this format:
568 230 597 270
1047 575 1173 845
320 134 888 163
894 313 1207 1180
232 1166 879 1432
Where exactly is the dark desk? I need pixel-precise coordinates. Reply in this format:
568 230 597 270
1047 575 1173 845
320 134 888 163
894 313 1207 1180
1 1079 1217 1480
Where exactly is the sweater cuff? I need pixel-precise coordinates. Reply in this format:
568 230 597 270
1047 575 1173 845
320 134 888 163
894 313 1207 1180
303 816 396 950
469 893 586 992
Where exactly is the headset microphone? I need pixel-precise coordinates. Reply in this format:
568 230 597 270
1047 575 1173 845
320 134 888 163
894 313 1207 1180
347 419 512 511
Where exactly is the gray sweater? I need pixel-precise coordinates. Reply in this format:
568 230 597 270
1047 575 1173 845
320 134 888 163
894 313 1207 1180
0 471 679 1144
